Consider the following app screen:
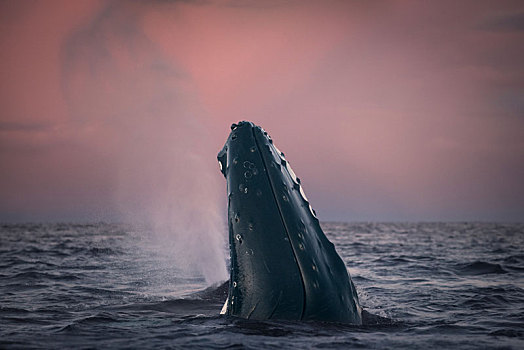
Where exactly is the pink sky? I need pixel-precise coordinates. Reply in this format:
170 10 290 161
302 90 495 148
1 0 523 222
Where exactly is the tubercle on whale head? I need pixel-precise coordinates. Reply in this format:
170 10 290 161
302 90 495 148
217 122 255 178
217 145 227 177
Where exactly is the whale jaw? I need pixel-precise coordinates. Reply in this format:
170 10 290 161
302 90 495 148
218 121 362 324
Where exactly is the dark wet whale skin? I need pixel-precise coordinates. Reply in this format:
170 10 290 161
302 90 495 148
217 121 362 324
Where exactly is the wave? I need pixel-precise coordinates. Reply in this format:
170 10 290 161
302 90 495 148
2 271 81 281
454 261 507 275
0 306 31 314
489 329 524 338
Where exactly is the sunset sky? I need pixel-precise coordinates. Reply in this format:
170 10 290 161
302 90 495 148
1 0 523 223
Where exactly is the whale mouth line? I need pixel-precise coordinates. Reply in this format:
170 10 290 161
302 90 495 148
252 125 307 319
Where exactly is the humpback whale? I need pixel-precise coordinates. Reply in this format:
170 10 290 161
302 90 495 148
217 121 362 324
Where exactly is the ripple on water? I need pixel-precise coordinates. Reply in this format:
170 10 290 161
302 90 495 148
454 261 508 275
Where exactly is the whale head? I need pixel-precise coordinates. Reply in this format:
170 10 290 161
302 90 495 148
217 121 361 324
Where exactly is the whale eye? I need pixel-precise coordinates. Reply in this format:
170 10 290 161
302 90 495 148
218 160 223 171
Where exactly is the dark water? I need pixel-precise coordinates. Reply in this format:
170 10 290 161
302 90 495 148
1 222 523 349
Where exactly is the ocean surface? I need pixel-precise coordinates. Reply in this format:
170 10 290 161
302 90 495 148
1 222 523 349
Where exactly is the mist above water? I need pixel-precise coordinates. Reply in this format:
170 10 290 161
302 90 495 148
115 119 228 286
60 1 229 285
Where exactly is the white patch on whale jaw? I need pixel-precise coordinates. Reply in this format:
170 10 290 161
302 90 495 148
220 297 229 315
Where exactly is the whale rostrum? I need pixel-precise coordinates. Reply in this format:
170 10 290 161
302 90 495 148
217 121 362 324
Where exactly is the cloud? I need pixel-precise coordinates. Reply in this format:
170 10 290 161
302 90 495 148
479 12 524 32
0 121 54 132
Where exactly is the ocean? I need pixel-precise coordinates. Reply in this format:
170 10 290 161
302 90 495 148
1 222 523 349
